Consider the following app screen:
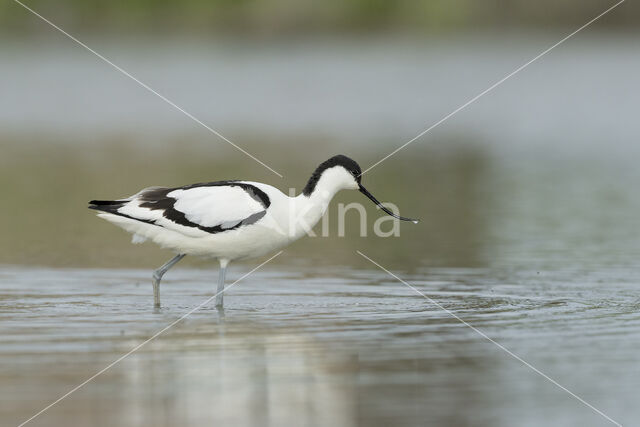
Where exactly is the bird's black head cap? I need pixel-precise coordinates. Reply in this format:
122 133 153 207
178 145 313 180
302 155 361 196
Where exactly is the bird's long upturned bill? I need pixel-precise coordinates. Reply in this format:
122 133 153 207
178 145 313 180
358 185 419 223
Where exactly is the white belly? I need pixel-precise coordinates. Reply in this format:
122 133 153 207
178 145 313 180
98 213 294 261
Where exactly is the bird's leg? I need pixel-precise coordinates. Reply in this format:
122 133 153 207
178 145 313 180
151 254 186 308
216 259 229 307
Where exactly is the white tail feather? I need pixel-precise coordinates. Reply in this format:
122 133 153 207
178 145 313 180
131 234 147 244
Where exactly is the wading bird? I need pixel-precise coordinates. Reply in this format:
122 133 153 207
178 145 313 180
89 155 418 308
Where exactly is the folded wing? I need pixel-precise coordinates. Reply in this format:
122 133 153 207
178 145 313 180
89 181 270 237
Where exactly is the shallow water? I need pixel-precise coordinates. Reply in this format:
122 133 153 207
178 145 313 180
2 140 640 427
1 262 639 427
2 33 640 426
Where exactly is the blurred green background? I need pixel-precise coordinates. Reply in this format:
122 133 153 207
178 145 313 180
2 0 639 35
1 0 639 270
3 4 640 425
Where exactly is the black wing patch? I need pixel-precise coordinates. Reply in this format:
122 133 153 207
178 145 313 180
89 181 270 234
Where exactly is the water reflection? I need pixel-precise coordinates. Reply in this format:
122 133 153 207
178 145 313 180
117 326 355 427
1 266 638 426
1 33 640 427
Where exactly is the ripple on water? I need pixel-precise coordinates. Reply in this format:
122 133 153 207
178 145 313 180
0 265 639 426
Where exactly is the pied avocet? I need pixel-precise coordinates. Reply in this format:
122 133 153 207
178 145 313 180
89 155 418 308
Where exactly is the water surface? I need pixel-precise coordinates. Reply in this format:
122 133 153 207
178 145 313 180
2 33 640 427
1 262 639 427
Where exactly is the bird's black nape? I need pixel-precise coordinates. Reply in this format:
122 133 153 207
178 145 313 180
302 155 362 196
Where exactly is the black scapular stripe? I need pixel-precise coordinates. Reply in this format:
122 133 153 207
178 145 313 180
88 181 270 234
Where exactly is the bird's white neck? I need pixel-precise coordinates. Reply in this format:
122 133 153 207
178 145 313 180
288 167 358 239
